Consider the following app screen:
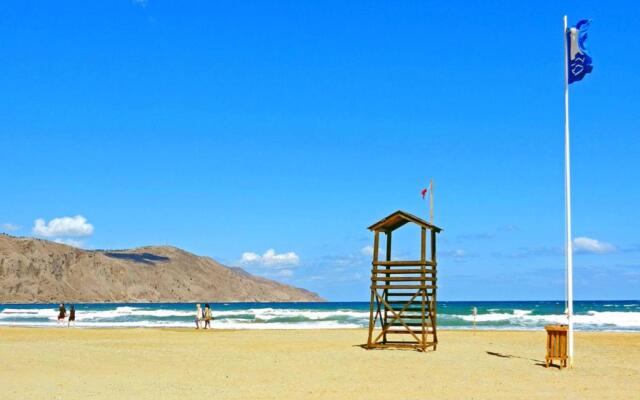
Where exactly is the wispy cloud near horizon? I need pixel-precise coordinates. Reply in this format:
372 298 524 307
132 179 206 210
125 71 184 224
240 249 300 267
573 237 616 254
1 223 20 232
54 238 86 248
440 249 467 262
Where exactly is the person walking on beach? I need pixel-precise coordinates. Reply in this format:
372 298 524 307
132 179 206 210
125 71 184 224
195 304 203 329
57 304 66 326
68 305 76 328
203 304 213 329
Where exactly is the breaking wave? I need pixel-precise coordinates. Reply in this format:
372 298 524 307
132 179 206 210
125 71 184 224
0 301 638 331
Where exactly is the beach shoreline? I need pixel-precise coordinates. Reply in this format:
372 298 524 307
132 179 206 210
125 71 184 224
1 324 639 333
2 300 638 331
1 327 638 399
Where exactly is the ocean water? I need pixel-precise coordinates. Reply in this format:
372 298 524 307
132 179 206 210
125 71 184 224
0 301 638 331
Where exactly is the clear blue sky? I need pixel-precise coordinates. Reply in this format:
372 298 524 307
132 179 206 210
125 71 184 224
1 1 638 301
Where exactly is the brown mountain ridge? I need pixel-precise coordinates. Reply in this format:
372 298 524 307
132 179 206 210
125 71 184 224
0 234 323 303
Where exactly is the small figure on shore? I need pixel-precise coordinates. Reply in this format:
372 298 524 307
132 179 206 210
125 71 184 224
203 304 213 329
68 305 76 327
472 306 478 333
195 304 203 329
57 304 66 326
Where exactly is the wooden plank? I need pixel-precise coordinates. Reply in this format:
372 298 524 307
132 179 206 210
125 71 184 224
397 315 434 320
371 276 436 282
367 342 424 348
367 231 380 348
385 232 392 262
374 260 435 267
373 269 434 274
385 329 434 334
388 322 431 327
386 293 427 297
384 307 426 313
421 227 426 261
430 229 438 349
372 285 435 290
387 291 434 296
403 308 428 312
421 227 427 347
430 229 437 264
367 210 442 233
383 231 391 344
382 302 422 314
382 341 436 345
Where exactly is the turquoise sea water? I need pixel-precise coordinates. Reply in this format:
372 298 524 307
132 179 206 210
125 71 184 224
1 301 638 331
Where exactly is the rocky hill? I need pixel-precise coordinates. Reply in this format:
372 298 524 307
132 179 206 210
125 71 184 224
0 234 322 303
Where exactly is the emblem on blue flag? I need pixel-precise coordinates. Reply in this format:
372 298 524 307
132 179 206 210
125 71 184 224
566 20 593 84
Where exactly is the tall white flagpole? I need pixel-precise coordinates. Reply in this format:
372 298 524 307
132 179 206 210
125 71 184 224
563 15 575 367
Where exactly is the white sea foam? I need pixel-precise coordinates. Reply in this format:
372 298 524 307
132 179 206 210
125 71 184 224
241 308 368 321
0 319 361 329
0 308 58 319
457 309 532 322
0 307 194 321
1 305 639 330
453 310 640 328
0 306 368 326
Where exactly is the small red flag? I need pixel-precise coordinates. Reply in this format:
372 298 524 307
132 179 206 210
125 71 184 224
421 188 428 199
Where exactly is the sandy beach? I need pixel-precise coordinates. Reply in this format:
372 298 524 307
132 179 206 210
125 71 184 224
1 328 638 399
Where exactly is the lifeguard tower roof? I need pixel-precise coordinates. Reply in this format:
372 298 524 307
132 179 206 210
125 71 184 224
367 210 442 233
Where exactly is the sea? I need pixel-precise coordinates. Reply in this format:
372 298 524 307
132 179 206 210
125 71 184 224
1 301 639 331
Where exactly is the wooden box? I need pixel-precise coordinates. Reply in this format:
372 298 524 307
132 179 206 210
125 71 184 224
545 324 568 368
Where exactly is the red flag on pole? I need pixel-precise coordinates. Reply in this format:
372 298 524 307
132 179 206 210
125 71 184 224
421 188 428 199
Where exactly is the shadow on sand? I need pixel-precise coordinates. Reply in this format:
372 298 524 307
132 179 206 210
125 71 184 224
486 351 554 369
354 344 432 352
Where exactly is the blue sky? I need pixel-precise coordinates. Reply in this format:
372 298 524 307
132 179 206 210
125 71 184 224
1 1 638 301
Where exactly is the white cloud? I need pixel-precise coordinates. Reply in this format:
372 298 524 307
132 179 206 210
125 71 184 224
54 238 85 248
33 215 94 238
240 249 300 267
360 245 384 257
240 252 260 263
574 237 616 254
1 223 20 232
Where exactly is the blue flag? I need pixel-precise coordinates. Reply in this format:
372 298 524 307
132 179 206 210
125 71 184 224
566 20 593 84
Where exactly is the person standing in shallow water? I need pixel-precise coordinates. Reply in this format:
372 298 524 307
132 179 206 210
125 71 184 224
57 304 66 326
195 304 203 329
203 304 213 329
68 305 76 327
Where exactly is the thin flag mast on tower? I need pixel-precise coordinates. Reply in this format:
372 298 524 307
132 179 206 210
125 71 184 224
563 15 593 368
420 180 434 224
429 180 434 225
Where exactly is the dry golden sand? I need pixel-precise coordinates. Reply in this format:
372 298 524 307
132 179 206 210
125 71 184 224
1 328 639 400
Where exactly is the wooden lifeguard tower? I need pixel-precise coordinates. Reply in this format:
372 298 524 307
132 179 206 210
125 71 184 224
366 210 442 351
